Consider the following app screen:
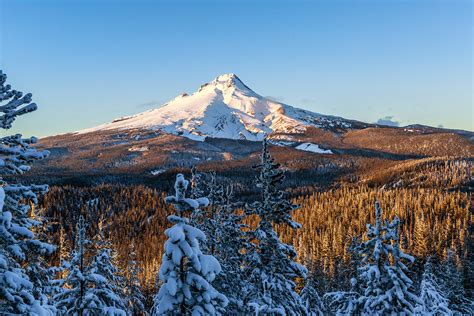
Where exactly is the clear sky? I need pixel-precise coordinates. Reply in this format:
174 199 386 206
0 0 472 137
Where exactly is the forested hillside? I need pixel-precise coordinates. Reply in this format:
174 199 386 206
38 158 473 312
2 69 472 315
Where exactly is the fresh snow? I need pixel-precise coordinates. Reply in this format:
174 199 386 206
77 73 351 141
128 146 148 152
295 143 333 154
150 168 166 176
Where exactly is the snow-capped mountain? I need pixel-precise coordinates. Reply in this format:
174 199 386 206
79 73 353 141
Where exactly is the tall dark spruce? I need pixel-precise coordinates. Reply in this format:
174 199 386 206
245 138 307 315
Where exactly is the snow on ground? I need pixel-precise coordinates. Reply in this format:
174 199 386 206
150 169 166 176
128 146 149 152
295 143 333 154
269 139 296 147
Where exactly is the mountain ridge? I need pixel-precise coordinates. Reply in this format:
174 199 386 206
77 73 358 141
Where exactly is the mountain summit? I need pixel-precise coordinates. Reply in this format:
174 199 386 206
79 74 352 141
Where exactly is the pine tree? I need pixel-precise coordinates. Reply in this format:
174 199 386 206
55 215 99 315
189 165 207 230
0 70 54 315
245 138 307 315
189 165 205 200
413 213 433 259
193 171 222 254
357 201 420 314
324 278 361 315
442 250 471 314
26 205 61 312
152 173 228 315
88 219 127 315
301 279 325 315
124 241 146 315
209 180 251 313
417 257 451 315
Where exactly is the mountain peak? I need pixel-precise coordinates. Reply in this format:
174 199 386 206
78 74 353 140
207 73 252 92
215 73 239 81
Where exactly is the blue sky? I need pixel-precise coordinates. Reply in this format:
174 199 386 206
0 0 472 137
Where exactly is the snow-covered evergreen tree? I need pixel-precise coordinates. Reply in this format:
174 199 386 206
207 179 251 313
152 173 228 315
124 241 146 315
357 201 420 314
189 165 205 200
26 205 61 312
190 171 221 254
441 250 472 315
55 215 97 315
88 219 127 315
189 165 206 229
416 257 451 315
301 279 325 315
56 215 127 315
324 278 361 315
245 138 307 315
0 70 54 315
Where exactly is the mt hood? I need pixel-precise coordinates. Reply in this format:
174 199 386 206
79 73 353 141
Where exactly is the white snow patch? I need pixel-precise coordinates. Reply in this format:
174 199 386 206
295 143 333 154
269 140 295 147
151 169 166 176
128 146 149 152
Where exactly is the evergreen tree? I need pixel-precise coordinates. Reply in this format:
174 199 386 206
124 241 146 315
27 205 61 312
189 165 206 229
209 180 251 313
417 257 451 315
245 138 307 315
357 201 420 314
301 279 325 315
88 219 127 314
192 171 221 254
189 165 205 200
152 173 228 315
0 70 54 315
324 278 361 315
55 215 100 315
441 250 471 314
56 215 127 315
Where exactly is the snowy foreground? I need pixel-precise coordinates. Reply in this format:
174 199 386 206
1 70 472 315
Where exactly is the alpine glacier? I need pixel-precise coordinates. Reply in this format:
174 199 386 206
79 73 351 141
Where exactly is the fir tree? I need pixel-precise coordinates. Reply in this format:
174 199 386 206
417 257 451 315
301 279 325 315
324 278 361 316
0 70 54 315
124 241 146 315
441 250 471 314
193 171 222 254
189 165 205 200
152 173 228 315
189 165 206 229
357 201 420 314
245 138 307 315
88 219 127 315
55 215 99 315
209 180 251 313
26 205 61 312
